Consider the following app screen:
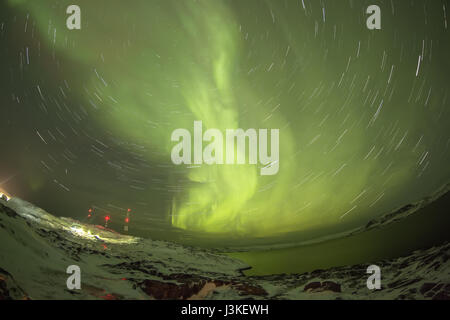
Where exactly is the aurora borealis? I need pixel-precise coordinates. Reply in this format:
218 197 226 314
0 0 449 245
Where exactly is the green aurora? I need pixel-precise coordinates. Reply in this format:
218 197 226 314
2 0 449 243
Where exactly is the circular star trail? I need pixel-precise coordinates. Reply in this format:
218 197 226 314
0 0 449 246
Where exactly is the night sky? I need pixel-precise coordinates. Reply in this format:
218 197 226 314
0 0 449 247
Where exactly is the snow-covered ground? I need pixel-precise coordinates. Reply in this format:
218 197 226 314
0 197 449 300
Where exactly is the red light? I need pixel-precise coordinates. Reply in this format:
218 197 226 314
127 209 131 212
125 217 129 223
88 209 92 213
105 215 110 221
88 214 92 218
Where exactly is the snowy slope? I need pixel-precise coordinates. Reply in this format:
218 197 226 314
0 197 449 300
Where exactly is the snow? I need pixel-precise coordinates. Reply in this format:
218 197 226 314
0 197 449 300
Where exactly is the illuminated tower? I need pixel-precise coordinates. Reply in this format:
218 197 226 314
87 208 93 219
124 209 131 232
104 215 110 228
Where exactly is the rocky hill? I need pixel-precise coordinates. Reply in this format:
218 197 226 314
0 197 448 300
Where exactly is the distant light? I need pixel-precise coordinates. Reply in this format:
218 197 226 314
105 215 110 221
127 209 131 212
88 214 92 218
125 217 129 223
0 191 11 201
88 208 93 213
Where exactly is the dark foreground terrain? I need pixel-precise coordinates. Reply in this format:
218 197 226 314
0 197 448 300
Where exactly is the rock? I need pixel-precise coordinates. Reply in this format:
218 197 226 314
304 281 341 293
0 268 29 300
419 282 437 295
234 283 268 296
140 279 206 300
304 281 321 292
139 277 268 299
432 290 450 300
322 281 341 293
